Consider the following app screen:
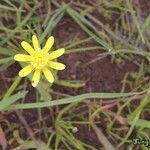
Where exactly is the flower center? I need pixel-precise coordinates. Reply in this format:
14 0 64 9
30 51 49 70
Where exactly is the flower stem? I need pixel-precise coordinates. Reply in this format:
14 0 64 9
3 76 22 100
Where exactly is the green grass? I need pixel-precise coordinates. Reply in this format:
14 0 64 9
0 0 149 149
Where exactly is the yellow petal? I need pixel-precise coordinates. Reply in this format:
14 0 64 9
32 35 40 51
48 48 65 60
49 61 66 70
14 54 30 62
19 65 34 77
43 68 54 83
32 70 40 87
42 36 54 53
21 41 35 54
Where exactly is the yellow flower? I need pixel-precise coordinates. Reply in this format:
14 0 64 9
14 35 66 87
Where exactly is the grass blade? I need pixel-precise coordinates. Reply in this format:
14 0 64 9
126 0 145 43
0 57 14 64
66 7 115 51
1 5 38 45
7 92 138 110
0 91 28 111
130 119 150 128
0 47 17 56
127 97 150 121
92 123 115 150
39 8 65 43
0 61 14 72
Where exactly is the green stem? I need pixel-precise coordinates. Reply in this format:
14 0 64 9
3 76 22 100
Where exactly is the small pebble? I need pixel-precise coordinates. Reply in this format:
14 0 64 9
72 127 78 133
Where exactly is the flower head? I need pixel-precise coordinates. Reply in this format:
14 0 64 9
14 35 66 87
